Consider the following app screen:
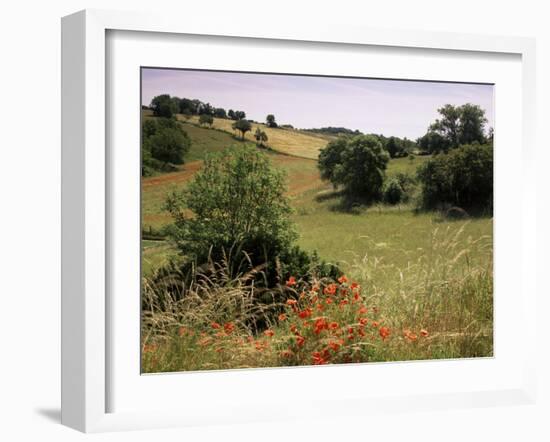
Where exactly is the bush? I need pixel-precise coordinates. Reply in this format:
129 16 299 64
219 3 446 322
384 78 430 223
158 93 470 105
164 146 340 291
417 143 493 211
383 178 405 205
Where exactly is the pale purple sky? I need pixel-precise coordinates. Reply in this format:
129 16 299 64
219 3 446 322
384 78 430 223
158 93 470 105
141 68 494 139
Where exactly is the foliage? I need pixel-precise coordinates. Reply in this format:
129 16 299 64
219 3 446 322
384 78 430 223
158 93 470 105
318 134 389 202
165 146 296 265
383 178 405 205
254 127 268 146
232 119 252 140
198 114 214 127
141 117 191 175
266 114 278 128
418 103 490 153
417 143 493 210
150 94 179 118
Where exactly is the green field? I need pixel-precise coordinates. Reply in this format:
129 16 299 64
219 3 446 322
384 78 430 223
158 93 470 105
141 120 490 276
141 115 493 371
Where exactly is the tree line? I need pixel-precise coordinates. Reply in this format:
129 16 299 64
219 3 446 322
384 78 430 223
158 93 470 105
318 103 493 212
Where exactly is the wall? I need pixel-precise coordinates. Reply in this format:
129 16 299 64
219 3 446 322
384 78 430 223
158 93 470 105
0 1 548 440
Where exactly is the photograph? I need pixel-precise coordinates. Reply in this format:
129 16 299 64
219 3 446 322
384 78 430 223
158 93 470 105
140 68 494 373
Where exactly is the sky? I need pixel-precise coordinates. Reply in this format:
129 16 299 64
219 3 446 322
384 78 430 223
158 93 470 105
141 68 494 140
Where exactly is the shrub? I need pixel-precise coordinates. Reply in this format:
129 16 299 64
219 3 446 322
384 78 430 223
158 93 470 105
417 143 493 211
383 178 405 205
199 114 214 127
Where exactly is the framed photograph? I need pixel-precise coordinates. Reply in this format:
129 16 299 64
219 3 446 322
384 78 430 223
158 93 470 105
61 9 537 433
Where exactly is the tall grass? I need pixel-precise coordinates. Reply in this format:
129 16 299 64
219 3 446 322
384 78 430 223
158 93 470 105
141 223 492 373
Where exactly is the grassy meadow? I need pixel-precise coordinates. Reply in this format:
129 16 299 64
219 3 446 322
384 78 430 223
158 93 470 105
141 110 493 372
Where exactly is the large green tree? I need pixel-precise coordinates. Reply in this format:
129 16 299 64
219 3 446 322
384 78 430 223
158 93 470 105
318 135 389 201
421 103 489 152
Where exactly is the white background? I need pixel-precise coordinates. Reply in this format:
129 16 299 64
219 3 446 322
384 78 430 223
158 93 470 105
0 0 548 441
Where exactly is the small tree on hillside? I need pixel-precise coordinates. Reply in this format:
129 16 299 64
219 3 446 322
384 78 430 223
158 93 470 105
255 128 268 146
266 114 277 128
199 114 214 127
232 119 252 140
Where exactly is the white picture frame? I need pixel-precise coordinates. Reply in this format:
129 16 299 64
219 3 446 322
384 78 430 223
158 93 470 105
61 9 538 433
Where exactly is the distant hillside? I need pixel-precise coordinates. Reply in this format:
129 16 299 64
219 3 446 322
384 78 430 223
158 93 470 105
303 127 363 137
178 115 329 160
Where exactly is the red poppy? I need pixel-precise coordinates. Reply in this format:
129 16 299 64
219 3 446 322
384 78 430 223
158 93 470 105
286 276 297 286
351 282 360 290
420 329 429 337
296 335 305 347
323 283 337 296
278 313 287 321
338 275 348 284
298 308 312 319
264 329 275 337
328 321 339 330
224 322 235 333
312 351 328 365
379 326 391 340
286 299 298 306
211 322 221 330
359 317 369 326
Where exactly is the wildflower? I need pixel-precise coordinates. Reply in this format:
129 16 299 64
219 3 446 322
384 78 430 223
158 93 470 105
323 283 337 296
290 324 298 334
281 349 293 358
339 299 349 306
420 329 429 337
357 328 366 337
328 321 339 330
211 322 221 330
314 318 328 334
326 298 333 305
379 326 391 340
372 320 379 328
296 335 306 347
358 306 368 315
298 308 312 319
348 326 354 334
351 282 360 290
264 329 275 337
278 313 287 321
312 351 328 365
224 322 235 333
338 275 348 284
328 340 342 351
142 344 157 353
353 292 361 302
286 299 298 306
286 276 297 287
178 326 187 337
359 317 369 326
316 303 325 312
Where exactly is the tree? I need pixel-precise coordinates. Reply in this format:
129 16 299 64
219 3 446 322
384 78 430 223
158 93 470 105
385 136 405 158
254 128 268 146
425 103 488 150
417 143 493 210
150 94 178 118
318 135 389 202
232 119 252 140
266 114 277 128
214 108 227 118
417 131 451 154
317 137 348 184
165 146 296 264
235 110 246 120
458 103 488 145
199 114 214 127
228 109 236 120
429 104 461 147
